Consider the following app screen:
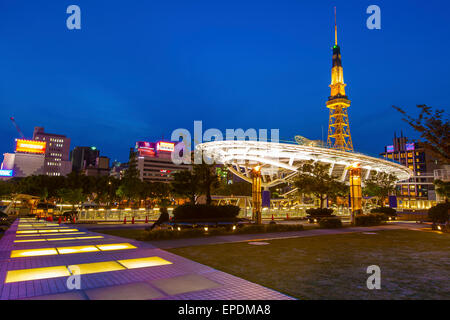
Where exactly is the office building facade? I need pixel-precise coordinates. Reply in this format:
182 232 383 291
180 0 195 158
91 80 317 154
380 132 445 209
32 127 72 176
134 141 190 182
70 146 100 172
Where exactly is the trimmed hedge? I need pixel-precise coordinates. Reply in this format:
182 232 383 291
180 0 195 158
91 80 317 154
428 203 450 223
140 223 305 241
370 207 397 216
173 204 240 221
319 218 342 229
306 208 334 216
355 213 386 226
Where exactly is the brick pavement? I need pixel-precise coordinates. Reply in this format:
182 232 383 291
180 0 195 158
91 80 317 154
0 218 293 300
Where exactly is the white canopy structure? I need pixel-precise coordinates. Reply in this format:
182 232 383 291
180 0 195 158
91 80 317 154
197 140 412 189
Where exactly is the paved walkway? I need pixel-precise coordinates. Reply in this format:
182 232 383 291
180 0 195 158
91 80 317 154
145 222 427 249
0 219 293 300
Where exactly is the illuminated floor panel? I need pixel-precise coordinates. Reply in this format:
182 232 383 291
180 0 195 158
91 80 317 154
3 256 173 283
117 257 172 269
16 229 79 234
11 248 58 258
16 232 86 237
96 243 137 251
46 237 78 241
68 261 126 275
57 245 100 254
10 242 131 257
76 236 104 240
5 266 71 283
13 236 104 243
14 239 47 243
34 230 59 233
47 236 104 241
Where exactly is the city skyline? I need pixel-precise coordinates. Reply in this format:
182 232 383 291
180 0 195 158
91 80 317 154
1 1 449 162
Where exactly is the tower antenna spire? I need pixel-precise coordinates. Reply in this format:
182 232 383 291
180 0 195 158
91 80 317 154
334 6 338 46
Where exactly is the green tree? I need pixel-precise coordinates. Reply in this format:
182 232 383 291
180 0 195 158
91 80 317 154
124 148 140 180
294 161 347 209
117 149 142 203
171 170 200 204
434 179 450 203
57 188 86 212
393 105 449 162
90 176 120 206
193 163 219 205
0 180 15 197
363 172 398 207
213 181 252 196
151 182 172 208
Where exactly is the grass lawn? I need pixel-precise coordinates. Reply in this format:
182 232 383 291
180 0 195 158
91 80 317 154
168 229 450 300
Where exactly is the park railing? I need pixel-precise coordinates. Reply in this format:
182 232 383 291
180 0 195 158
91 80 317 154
77 208 173 222
76 206 351 222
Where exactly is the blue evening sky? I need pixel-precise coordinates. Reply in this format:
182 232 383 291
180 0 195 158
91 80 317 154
1 0 449 162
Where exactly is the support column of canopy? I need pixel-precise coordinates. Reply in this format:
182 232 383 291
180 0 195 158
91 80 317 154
251 166 262 224
349 163 362 225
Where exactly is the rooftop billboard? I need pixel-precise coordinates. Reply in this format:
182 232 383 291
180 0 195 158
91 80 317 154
15 139 46 154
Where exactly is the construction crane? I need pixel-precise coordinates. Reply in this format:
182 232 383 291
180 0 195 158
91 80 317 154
10 117 25 138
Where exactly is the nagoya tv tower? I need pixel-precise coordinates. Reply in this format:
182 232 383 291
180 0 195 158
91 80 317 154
326 7 354 151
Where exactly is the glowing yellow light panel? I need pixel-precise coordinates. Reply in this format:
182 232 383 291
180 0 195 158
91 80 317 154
96 243 137 251
14 239 46 243
16 232 86 237
46 237 78 241
117 257 172 269
13 235 104 243
68 261 126 275
5 266 71 283
75 236 104 240
35 230 59 233
10 248 58 258
57 245 99 254
16 229 79 234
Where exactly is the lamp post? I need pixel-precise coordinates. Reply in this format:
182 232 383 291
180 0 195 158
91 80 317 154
349 163 362 225
251 165 262 224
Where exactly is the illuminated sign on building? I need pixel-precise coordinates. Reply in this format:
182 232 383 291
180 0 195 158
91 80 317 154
15 139 46 154
136 141 155 157
136 141 153 150
0 170 13 177
156 141 175 152
405 143 415 151
386 145 394 153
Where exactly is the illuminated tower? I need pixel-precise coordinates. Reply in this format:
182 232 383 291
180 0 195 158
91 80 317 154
326 8 353 151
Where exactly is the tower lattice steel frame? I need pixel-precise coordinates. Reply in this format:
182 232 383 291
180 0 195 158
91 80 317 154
326 8 354 152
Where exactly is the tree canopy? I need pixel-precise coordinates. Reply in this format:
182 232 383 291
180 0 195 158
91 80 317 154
293 161 348 209
393 104 449 162
434 179 450 202
363 172 398 207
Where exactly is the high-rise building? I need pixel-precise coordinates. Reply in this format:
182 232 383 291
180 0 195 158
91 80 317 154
1 140 46 178
380 132 445 209
110 160 128 180
70 146 100 172
32 127 71 176
134 141 191 182
326 10 353 151
84 156 110 177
